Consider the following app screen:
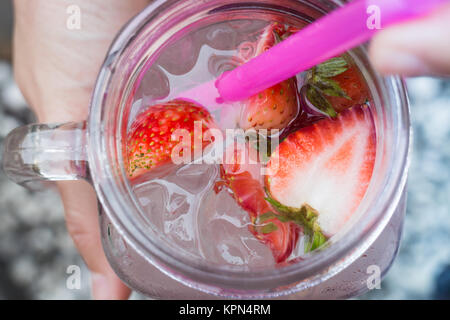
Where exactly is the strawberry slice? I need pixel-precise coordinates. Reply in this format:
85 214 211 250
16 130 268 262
266 105 376 236
126 100 216 179
218 143 299 263
238 23 299 131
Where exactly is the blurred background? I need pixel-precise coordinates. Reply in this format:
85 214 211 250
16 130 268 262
0 1 449 300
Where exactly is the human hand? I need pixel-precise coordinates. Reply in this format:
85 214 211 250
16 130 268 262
369 2 450 77
13 0 150 299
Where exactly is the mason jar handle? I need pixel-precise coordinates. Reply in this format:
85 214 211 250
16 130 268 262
2 122 88 190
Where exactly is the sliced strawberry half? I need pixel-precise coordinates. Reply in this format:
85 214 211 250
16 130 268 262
237 23 299 131
218 143 299 263
266 105 376 236
126 100 216 179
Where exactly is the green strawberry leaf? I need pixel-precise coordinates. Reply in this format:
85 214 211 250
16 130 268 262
264 194 292 214
260 222 278 234
305 229 328 253
312 76 351 100
305 85 338 118
258 211 277 223
264 189 328 253
315 57 348 78
302 56 351 118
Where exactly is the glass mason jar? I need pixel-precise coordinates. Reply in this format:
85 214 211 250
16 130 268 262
2 0 411 299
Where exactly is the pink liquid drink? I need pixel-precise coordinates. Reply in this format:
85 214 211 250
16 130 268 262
99 1 410 298
1 0 418 298
126 21 375 268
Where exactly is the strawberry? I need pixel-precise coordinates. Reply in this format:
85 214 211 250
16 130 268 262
301 56 370 118
279 25 369 117
126 100 216 179
238 23 299 131
218 143 299 263
325 64 370 113
265 105 376 236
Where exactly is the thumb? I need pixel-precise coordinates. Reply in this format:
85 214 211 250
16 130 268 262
58 181 131 300
369 3 450 77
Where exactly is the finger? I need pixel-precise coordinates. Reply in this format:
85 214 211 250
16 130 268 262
58 180 131 300
369 3 450 77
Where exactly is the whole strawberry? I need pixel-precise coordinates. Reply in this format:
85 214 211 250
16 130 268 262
126 100 216 179
325 63 370 113
278 26 370 118
302 56 370 117
238 23 299 131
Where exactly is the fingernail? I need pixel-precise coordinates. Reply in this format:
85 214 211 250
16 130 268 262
375 49 432 77
91 273 111 300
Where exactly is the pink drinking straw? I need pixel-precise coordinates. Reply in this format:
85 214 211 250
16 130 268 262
211 0 448 103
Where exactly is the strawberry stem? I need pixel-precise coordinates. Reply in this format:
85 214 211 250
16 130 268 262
264 188 328 253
